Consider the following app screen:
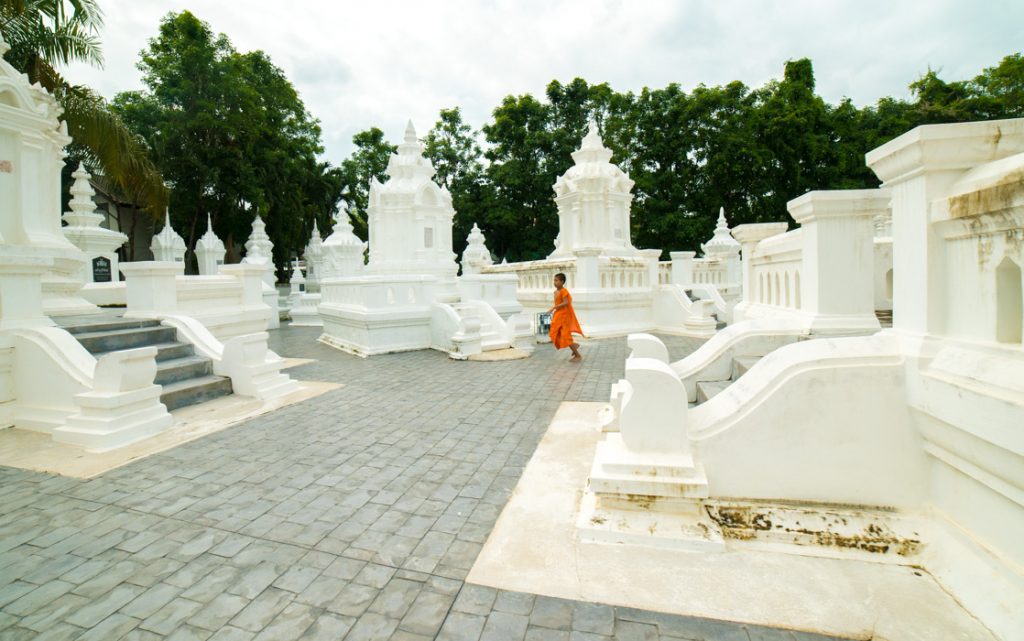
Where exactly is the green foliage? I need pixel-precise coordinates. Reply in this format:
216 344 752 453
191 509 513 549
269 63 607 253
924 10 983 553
112 11 343 273
337 127 395 239
367 52 1022 261
423 107 486 257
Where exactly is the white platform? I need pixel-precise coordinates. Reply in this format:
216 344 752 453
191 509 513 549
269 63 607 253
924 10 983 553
467 402 998 641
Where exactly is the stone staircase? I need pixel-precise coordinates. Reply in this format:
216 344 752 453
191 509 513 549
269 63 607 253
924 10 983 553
876 309 893 328
450 303 513 352
694 355 762 404
60 318 233 411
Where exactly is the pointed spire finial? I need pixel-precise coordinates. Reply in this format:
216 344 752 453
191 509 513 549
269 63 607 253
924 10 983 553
717 206 728 229
207 213 213 232
404 120 417 144
165 208 171 228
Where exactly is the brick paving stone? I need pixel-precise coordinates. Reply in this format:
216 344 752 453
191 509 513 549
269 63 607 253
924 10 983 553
327 581 378 617
230 587 294 632
611 620 658 641
481 610 531 641
302 611 356 641
188 593 250 631
140 597 204 635
346 611 400 641
368 578 423 618
399 589 456 636
495 590 536 616
272 564 320 593
437 611 488 641
64 583 144 628
252 602 318 640
530 596 575 631
453 584 499 616
526 627 571 641
572 602 615 635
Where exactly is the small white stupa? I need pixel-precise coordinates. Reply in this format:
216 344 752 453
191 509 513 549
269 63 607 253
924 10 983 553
321 202 364 280
150 210 186 263
304 220 324 293
61 163 128 283
461 223 494 275
195 214 226 276
242 214 280 329
700 207 741 285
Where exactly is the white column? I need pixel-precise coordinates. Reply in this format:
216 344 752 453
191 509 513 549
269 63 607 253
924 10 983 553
574 248 602 290
0 254 55 331
670 251 696 287
788 190 889 334
120 262 182 317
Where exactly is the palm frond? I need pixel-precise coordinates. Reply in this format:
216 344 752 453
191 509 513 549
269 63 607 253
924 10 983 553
59 85 168 215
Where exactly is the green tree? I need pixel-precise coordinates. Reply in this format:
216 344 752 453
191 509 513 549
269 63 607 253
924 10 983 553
423 107 488 257
337 127 396 239
0 0 168 213
114 11 342 271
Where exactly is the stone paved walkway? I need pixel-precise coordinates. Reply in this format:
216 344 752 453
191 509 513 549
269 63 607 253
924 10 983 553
0 328 842 641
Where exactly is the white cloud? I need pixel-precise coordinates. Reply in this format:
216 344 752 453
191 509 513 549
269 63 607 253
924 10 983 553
62 0 1024 165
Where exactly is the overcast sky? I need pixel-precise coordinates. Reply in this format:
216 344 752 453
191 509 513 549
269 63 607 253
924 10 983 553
63 0 1023 166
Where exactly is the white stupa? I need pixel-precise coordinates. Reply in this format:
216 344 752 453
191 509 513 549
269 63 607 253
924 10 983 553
195 214 226 275
549 120 638 259
321 203 364 279
151 210 186 263
61 163 128 283
367 120 458 296
461 223 494 275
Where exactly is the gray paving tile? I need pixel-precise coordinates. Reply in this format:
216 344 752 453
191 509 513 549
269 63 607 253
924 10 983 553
481 610 531 641
188 592 250 631
573 603 614 635
302 611 356 641
400 589 456 635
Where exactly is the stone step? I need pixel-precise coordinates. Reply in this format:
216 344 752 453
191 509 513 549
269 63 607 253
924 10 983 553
59 318 163 335
160 375 233 412
155 356 213 386
732 356 761 380
73 326 179 354
91 341 195 363
695 380 730 404
153 342 196 362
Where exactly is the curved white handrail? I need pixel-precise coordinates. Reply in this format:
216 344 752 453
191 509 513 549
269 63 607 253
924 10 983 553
690 333 903 440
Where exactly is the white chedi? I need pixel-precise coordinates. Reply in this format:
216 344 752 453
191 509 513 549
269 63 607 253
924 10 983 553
701 207 741 258
195 214 226 275
61 163 128 283
366 120 458 284
151 210 186 263
321 202 364 279
304 220 324 290
241 213 280 328
550 120 637 258
461 223 493 275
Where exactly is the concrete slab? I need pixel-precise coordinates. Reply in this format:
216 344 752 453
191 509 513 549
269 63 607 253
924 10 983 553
467 401 998 641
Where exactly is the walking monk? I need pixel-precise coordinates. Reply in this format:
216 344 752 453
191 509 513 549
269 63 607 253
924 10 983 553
547 272 583 361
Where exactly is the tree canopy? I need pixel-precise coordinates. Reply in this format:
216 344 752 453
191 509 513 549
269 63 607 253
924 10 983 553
111 11 342 270
360 53 1023 262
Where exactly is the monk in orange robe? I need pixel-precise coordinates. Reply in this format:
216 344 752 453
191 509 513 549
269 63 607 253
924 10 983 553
547 272 583 361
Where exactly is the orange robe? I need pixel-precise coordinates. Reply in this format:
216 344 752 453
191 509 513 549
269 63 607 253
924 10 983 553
549 288 583 349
